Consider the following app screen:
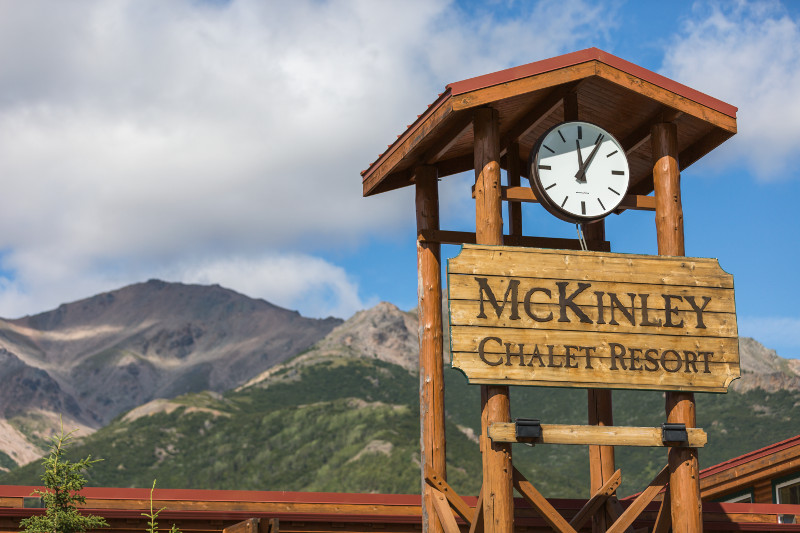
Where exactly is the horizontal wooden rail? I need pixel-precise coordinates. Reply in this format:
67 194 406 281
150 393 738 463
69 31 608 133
488 423 706 447
417 229 610 251
471 185 656 211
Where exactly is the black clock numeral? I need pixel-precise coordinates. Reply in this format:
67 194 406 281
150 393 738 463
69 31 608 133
608 187 620 196
598 198 605 210
577 126 582 139
539 164 552 170
611 170 625 175
545 183 556 190
581 201 586 215
606 150 618 158
558 130 566 143
561 196 569 207
543 144 555 154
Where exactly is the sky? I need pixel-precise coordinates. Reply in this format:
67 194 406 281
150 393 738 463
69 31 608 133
0 0 798 358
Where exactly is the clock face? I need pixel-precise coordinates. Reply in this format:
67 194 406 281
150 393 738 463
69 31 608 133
529 121 629 222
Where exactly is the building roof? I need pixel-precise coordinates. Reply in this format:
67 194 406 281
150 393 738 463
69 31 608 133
361 47 737 198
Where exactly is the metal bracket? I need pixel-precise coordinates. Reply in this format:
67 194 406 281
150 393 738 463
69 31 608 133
661 422 689 443
515 418 542 439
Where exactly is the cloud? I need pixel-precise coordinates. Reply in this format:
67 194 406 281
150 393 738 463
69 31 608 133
175 254 374 319
661 0 800 180
0 0 617 317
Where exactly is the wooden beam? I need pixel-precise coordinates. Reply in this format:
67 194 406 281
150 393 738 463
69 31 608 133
488 423 707 447
679 128 736 171
607 466 669 533
620 109 683 155
474 106 514 533
512 467 577 533
430 488 461 533
499 83 580 157
364 98 454 196
653 121 702 533
422 113 474 164
417 229 610 251
416 166 445 533
604 497 634 533
652 489 672 533
507 142 522 237
468 488 485 533
491 185 655 211
436 153 474 178
223 518 259 533
425 467 474 524
569 469 622 531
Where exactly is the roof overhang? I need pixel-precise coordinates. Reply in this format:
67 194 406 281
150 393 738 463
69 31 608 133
361 47 737 198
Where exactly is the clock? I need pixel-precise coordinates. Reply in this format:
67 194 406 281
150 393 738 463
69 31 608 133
529 121 629 223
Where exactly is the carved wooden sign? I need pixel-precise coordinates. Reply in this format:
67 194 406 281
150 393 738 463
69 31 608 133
448 245 739 393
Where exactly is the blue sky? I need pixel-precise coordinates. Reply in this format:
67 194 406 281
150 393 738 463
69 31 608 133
0 1 798 358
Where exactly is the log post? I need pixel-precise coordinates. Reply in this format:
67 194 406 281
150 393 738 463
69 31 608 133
583 221 615 533
569 88 617 533
651 122 702 533
474 107 514 533
415 165 446 533
507 142 523 237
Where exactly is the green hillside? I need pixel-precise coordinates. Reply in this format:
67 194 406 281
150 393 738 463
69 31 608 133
4 356 800 499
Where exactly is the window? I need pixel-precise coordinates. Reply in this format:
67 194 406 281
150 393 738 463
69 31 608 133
722 491 753 504
775 475 800 504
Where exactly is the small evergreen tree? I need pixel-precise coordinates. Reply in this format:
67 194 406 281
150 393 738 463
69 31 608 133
142 480 181 533
20 419 108 533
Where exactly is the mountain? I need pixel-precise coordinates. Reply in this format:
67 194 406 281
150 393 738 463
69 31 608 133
3 301 800 499
734 337 800 392
0 280 341 469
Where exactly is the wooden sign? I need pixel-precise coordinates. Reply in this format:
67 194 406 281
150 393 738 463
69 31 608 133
448 245 739 393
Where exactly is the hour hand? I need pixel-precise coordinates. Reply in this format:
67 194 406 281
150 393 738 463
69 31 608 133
575 140 584 182
575 135 604 182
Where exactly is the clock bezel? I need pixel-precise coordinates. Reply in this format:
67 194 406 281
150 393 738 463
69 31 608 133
528 120 629 223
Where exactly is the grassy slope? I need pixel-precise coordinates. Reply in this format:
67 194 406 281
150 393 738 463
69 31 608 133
3 358 800 499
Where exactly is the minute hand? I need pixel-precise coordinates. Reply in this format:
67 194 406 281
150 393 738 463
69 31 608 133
575 135 604 182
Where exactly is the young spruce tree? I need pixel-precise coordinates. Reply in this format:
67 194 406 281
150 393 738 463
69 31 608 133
20 419 108 533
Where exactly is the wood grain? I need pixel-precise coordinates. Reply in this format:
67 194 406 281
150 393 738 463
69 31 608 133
511 467 577 533
473 106 514 533
488 423 707 447
653 121 702 533
415 166 445 533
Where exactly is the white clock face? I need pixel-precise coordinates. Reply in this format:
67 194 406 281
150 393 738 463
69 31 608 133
530 121 629 222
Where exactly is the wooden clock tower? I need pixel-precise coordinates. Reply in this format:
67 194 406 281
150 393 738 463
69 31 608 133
360 48 738 533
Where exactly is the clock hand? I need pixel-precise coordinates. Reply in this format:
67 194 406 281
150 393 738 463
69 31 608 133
576 139 584 171
575 135 604 182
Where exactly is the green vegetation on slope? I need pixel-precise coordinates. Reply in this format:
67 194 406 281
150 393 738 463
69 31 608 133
4 357 800 499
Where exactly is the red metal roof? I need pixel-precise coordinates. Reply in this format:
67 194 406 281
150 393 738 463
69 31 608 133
445 47 737 117
700 434 800 479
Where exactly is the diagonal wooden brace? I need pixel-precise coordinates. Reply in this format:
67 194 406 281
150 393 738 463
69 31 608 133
468 486 484 533
606 465 669 533
512 466 577 533
429 487 461 533
568 469 622 530
651 488 672 533
425 466 475 524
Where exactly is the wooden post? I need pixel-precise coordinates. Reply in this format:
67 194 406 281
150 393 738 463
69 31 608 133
474 107 514 533
570 86 617 533
507 142 523 237
651 122 702 533
583 221 615 533
416 165 446 533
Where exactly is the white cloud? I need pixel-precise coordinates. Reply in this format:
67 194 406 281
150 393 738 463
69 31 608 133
175 254 374 319
0 0 616 317
661 0 800 180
